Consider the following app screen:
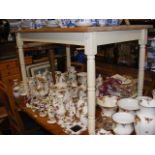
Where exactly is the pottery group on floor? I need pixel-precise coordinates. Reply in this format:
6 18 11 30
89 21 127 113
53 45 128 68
97 92 155 135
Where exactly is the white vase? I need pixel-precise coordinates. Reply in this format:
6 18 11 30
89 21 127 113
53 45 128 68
112 112 134 135
80 115 88 127
134 97 155 135
113 123 134 135
97 96 118 118
101 107 117 118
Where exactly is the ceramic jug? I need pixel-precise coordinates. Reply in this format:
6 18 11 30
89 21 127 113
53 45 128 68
134 96 155 135
112 112 134 135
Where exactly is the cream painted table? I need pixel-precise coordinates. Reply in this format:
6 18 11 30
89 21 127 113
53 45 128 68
15 25 152 135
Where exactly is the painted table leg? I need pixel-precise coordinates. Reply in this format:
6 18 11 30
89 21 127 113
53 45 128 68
138 29 148 96
66 45 71 69
87 55 96 134
16 33 28 94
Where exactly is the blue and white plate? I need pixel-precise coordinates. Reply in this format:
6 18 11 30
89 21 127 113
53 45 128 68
75 19 93 27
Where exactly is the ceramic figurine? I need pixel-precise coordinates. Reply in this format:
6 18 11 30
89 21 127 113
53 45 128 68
71 86 79 98
55 71 61 84
12 79 20 98
78 85 87 100
68 71 77 82
96 74 103 89
56 94 66 118
47 105 56 124
59 73 66 83
68 66 76 73
96 74 103 96
80 115 88 127
77 72 87 86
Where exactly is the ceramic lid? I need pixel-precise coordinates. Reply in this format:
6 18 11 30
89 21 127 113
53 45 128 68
136 96 155 108
117 98 139 111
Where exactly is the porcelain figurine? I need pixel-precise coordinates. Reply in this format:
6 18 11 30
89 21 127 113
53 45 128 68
55 94 66 118
12 79 20 98
80 114 88 127
68 71 77 82
96 74 103 96
96 74 103 89
55 71 61 84
68 66 76 73
134 96 155 135
47 110 56 124
71 86 79 98
59 73 66 83
78 85 87 100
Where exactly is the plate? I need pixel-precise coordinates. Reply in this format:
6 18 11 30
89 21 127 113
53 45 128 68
75 22 93 27
47 24 58 28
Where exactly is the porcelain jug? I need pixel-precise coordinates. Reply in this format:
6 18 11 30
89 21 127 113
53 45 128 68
134 96 155 135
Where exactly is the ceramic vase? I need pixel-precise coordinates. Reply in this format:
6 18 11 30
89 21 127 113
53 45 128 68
134 96 155 135
97 96 118 118
112 112 134 135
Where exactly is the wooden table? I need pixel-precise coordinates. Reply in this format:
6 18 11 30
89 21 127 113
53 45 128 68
15 25 153 134
19 104 88 135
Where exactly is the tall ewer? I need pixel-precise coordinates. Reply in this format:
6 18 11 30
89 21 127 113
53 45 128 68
134 96 155 135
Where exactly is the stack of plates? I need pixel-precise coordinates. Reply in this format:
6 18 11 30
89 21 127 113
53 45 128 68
47 20 58 28
75 19 93 27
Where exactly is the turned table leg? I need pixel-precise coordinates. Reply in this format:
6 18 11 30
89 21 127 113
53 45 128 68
16 33 28 94
85 33 97 135
66 45 71 69
138 29 148 96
